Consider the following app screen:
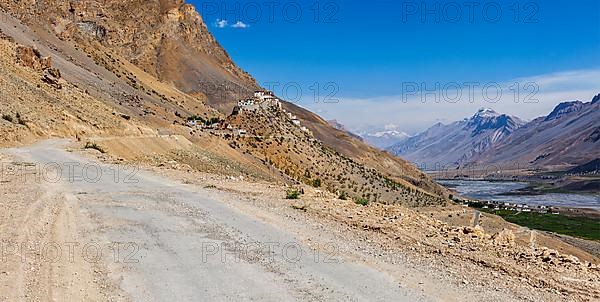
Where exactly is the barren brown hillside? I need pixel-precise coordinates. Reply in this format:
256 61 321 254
224 106 446 206
0 0 258 111
0 0 448 203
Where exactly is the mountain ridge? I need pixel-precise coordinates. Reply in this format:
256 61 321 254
387 108 525 168
466 95 600 169
544 101 585 122
388 95 600 171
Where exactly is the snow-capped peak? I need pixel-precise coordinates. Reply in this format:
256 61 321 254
466 108 524 136
371 130 411 138
474 108 498 117
357 125 413 149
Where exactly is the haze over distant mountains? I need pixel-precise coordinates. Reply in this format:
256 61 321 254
387 108 526 169
327 122 413 150
388 94 600 171
354 124 412 149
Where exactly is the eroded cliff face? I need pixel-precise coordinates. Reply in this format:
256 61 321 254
1 0 258 110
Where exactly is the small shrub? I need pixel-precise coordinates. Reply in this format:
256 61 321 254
187 115 205 123
2 114 13 123
354 197 369 206
286 188 301 200
84 141 106 153
15 113 26 126
338 191 348 200
204 117 221 126
312 178 321 188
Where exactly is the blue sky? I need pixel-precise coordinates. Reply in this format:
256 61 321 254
192 0 600 133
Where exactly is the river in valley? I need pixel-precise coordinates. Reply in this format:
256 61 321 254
438 180 600 210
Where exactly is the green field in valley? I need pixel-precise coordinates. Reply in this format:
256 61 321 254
484 210 600 241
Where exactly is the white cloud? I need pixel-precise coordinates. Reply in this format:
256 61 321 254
303 69 600 135
231 21 250 29
215 19 228 28
214 19 250 29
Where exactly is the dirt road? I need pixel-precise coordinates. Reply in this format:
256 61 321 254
0 140 433 301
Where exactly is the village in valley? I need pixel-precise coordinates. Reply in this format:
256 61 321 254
457 197 556 214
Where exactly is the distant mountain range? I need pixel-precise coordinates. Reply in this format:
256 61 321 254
361 130 411 149
387 108 526 169
388 94 600 171
326 122 412 149
356 125 412 149
466 95 600 170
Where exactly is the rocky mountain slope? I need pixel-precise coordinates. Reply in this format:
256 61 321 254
224 106 445 206
0 0 258 112
0 1 448 204
467 95 600 170
388 108 526 169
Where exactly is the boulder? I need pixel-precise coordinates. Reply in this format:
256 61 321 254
16 45 62 88
42 68 62 89
492 228 515 247
16 45 52 70
463 225 486 238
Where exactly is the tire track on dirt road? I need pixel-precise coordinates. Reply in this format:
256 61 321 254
2 140 430 301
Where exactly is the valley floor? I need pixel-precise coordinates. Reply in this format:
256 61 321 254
0 139 598 301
